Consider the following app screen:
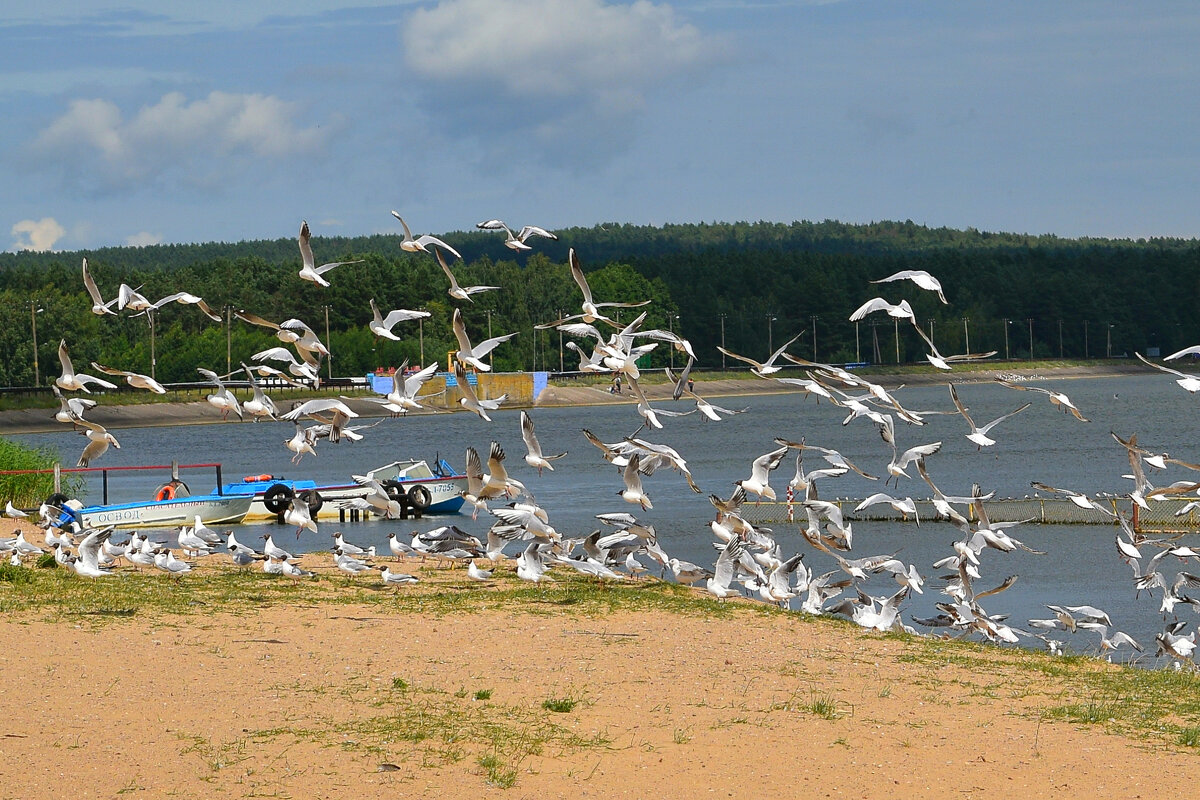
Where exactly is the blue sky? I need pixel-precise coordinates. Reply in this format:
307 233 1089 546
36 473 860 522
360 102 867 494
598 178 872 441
3 1 1198 251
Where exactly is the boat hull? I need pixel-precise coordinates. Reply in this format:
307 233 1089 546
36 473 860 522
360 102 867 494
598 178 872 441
79 495 253 529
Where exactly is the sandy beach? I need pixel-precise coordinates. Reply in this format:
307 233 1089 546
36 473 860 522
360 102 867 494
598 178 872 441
0 515 1198 798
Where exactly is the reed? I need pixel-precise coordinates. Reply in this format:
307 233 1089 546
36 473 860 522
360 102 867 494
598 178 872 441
0 437 83 507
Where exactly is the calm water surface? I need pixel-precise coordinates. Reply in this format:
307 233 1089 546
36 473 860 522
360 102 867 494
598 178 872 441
15 373 1200 662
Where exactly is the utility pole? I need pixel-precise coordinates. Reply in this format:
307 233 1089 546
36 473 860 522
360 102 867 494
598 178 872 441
962 317 970 355
811 315 818 361
1003 318 1010 360
1027 318 1033 360
558 310 564 373
719 313 727 370
1107 323 1114 358
766 314 776 355
29 301 40 386
1084 320 1089 358
894 317 900 363
855 320 860 363
225 306 232 377
324 305 332 379
1058 319 1063 358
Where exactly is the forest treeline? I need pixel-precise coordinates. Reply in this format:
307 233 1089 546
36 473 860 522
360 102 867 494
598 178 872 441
0 219 1197 387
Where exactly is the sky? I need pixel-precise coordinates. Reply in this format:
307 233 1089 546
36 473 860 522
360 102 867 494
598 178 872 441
2 0 1199 251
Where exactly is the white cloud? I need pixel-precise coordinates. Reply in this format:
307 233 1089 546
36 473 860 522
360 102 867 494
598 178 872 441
401 0 722 164
125 231 162 247
405 0 710 96
32 91 333 191
11 217 65 251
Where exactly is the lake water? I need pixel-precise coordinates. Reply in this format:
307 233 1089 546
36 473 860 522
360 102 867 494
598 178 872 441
13 372 1200 663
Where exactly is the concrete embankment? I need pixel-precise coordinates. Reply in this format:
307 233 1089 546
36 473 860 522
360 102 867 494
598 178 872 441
0 363 1146 435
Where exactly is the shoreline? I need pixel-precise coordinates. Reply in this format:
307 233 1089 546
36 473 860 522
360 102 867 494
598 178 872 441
0 362 1148 435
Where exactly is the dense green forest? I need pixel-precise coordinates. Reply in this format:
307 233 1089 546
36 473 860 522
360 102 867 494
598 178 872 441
1 219 1197 388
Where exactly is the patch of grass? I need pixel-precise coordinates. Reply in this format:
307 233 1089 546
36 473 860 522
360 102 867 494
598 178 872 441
542 695 579 713
1176 726 1200 747
806 694 842 720
477 753 517 788
36 553 57 569
0 563 32 584
391 677 409 691
473 689 492 701
672 727 692 744
343 681 609 789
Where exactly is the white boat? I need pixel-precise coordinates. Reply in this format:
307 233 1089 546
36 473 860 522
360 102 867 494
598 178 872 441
234 458 467 522
76 493 253 529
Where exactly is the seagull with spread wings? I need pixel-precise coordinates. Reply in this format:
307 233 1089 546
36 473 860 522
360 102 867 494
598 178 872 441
81 258 117 315
436 249 498 302
297 220 363 287
476 219 557 250
391 211 461 258
368 299 430 342
90 362 166 394
870 269 948 303
947 383 1031 448
452 307 517 372
56 340 117 393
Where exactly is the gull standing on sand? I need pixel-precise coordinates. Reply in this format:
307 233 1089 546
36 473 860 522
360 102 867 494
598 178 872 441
298 220 363 287
391 211 462 258
56 340 117 393
947 383 1030 448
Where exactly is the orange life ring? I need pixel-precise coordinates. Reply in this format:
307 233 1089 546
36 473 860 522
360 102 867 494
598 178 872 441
155 484 178 501
243 474 273 483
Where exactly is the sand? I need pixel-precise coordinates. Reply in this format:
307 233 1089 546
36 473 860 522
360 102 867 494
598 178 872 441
0 516 1197 798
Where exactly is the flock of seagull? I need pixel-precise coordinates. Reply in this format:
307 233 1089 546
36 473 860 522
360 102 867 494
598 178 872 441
18 214 1200 669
